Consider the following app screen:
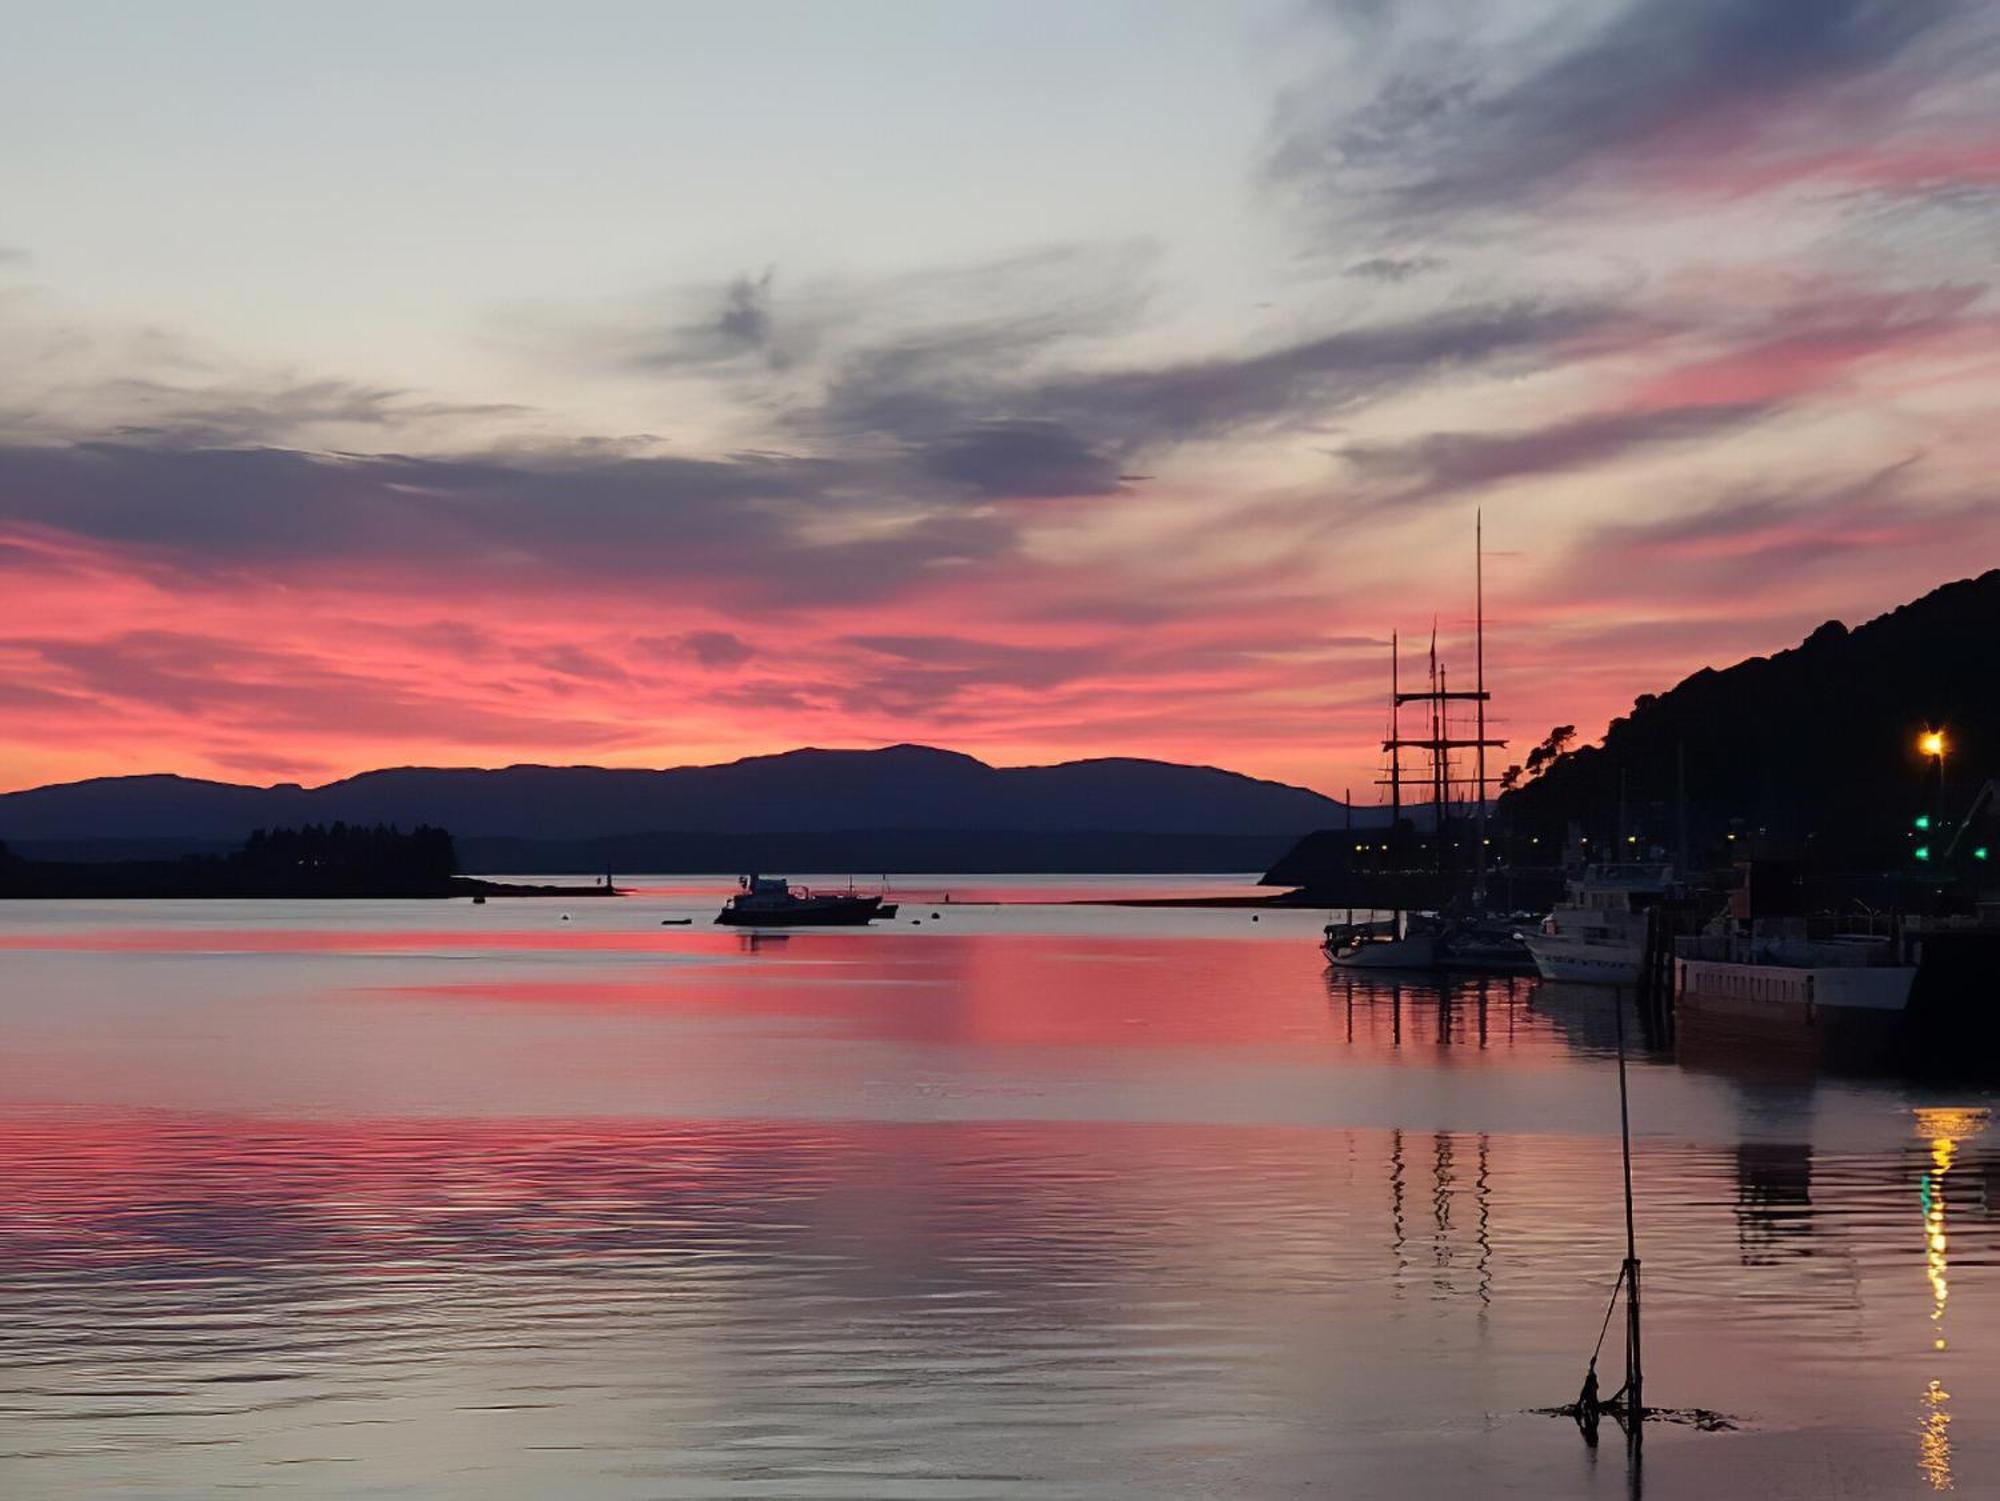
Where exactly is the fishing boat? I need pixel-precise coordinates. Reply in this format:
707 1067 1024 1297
1523 863 1675 985
714 874 899 927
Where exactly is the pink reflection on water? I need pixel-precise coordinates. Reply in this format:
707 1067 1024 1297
349 942 1570 1055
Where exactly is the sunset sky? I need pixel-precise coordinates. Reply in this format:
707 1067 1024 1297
3 0 1997 797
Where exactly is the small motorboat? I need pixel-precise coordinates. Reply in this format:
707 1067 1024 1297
715 874 899 927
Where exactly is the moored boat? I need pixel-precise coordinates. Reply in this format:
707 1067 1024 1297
715 874 899 927
1674 924 1917 1016
1523 863 1675 985
1436 912 1537 974
1324 911 1439 969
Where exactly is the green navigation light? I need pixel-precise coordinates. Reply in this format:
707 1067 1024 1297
1914 845 1932 862
1915 814 1932 830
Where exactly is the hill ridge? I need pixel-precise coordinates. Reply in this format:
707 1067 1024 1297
0 744 1359 847
1499 568 2000 861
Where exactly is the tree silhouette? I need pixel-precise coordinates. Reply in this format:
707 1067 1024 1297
1523 725 1576 780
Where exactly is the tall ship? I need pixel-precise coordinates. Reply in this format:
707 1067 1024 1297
715 875 899 927
1325 515 1516 971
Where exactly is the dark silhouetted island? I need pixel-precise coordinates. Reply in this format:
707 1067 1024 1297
0 745 1378 874
0 823 610 899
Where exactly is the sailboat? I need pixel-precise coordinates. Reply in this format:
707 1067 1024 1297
1323 908 1440 968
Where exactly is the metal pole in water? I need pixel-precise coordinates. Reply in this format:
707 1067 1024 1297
1614 987 1643 1419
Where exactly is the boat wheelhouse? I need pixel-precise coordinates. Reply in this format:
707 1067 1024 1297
715 874 899 927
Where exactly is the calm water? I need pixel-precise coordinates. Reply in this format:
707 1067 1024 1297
2 877 1996 1497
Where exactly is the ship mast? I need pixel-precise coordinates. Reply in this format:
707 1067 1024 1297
1389 632 1401 869
1379 522 1506 906
1475 510 1488 906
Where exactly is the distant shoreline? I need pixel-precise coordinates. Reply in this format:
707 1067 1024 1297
0 874 618 901
1066 891 1308 908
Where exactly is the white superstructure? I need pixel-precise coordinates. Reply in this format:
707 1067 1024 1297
1523 863 1675 985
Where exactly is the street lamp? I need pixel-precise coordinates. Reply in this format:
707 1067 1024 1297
1919 728 1948 849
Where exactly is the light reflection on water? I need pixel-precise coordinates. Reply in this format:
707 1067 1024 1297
1 887 1997 1498
1916 1108 1989 1492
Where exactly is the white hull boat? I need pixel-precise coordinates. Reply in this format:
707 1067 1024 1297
1523 931 1644 985
1324 914 1439 970
1523 863 1675 987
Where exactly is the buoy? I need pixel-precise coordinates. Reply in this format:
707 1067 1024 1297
931 911 941 919
1251 914 1260 922
561 914 571 922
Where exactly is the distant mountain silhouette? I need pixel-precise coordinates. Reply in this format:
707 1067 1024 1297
0 823 606 898
1 745 1374 871
1499 569 2000 865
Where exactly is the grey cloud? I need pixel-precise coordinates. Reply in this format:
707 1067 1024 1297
844 633 1095 688
524 244 1598 497
715 270 773 347
789 512 1012 604
639 630 757 669
0 678 98 714
825 298 1609 472
635 268 795 371
1344 255 1442 282
817 292 1150 441
1273 0 1971 223
1594 456 1913 546
812 634 1113 718
522 645 633 684
921 420 1127 498
0 441 1015 608
1340 402 1774 507
93 376 534 447
537 242 1153 398
701 680 818 713
1020 299 1604 446
1558 454 1997 595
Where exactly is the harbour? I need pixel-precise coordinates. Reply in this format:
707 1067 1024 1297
7 3 1999 1493
2 881 1995 1497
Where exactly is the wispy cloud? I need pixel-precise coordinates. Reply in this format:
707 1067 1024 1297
1270 0 1986 227
1338 402 1775 509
